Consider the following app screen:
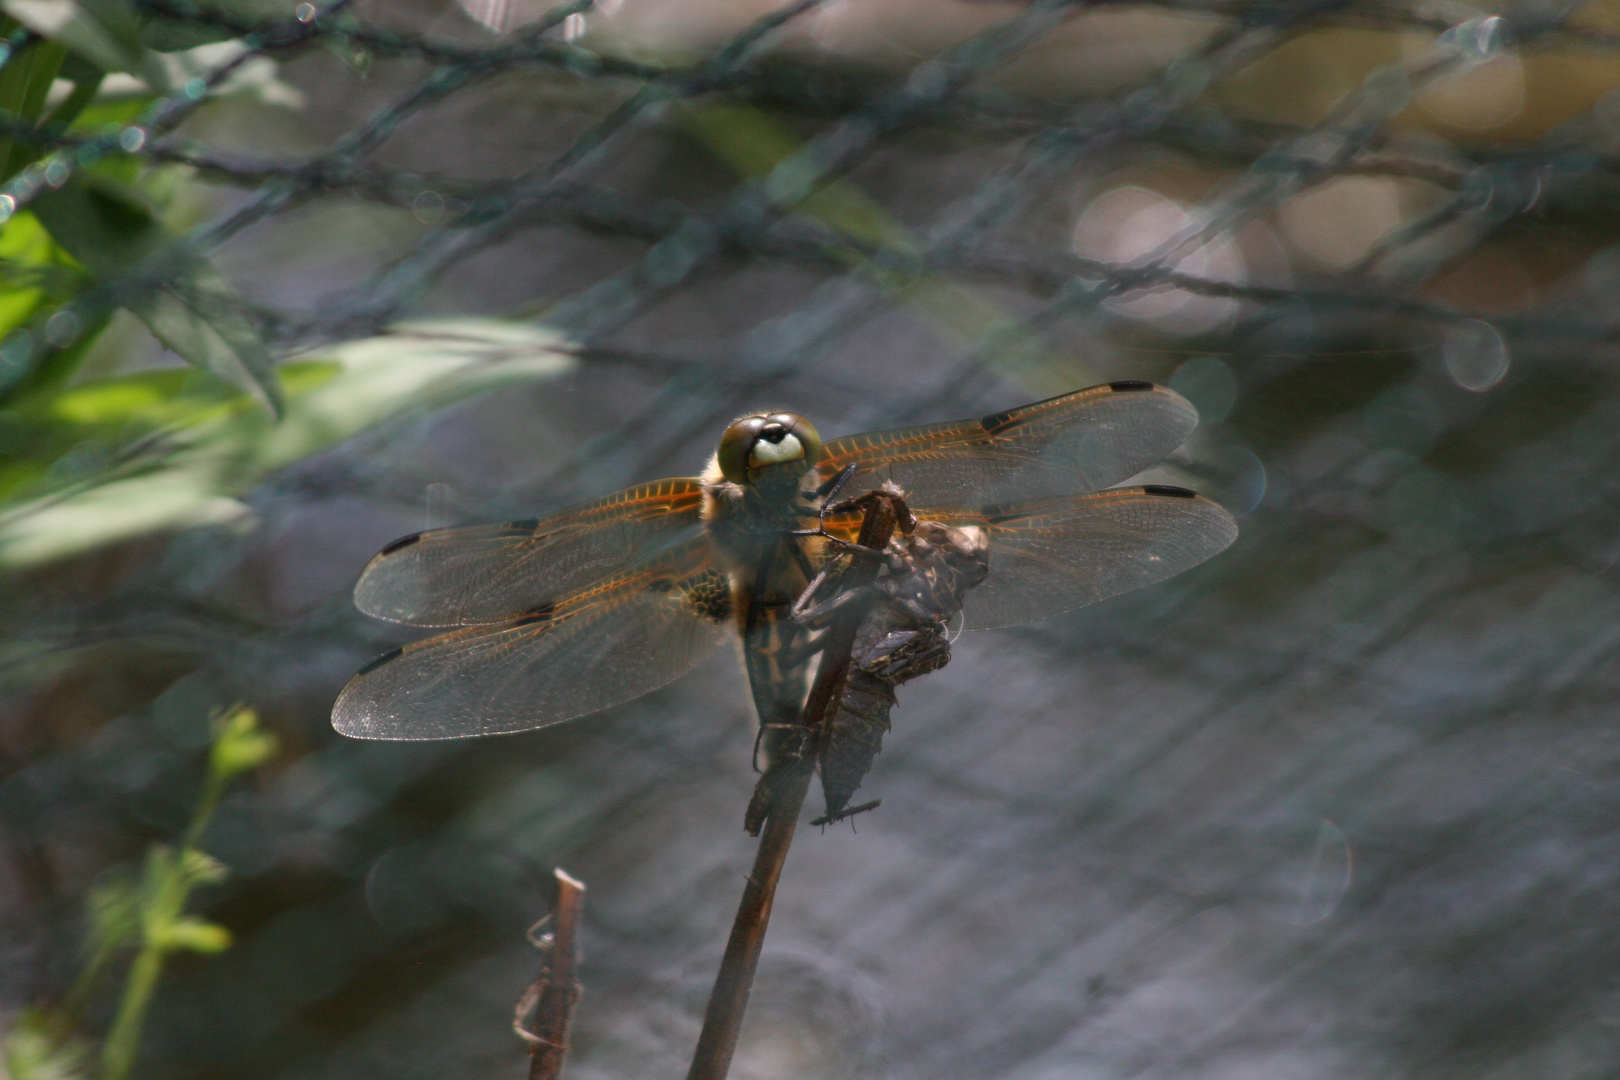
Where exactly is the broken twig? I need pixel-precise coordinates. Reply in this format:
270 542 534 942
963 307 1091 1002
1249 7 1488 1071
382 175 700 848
515 868 586 1080
685 492 902 1080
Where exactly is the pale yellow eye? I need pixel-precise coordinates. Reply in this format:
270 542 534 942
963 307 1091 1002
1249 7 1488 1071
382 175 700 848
715 411 822 484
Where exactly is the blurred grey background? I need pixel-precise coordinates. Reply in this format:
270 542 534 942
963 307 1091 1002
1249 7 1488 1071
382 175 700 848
7 0 1620 1078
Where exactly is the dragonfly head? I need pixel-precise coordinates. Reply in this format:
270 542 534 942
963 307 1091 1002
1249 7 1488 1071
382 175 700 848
716 412 823 486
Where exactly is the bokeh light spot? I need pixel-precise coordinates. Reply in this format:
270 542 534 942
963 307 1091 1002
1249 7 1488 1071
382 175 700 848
412 190 446 224
1073 186 1245 335
43 309 81 348
1442 319 1509 392
1169 355 1239 424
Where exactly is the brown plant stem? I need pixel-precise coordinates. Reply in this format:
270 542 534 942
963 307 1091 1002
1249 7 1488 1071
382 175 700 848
521 868 586 1080
685 495 900 1080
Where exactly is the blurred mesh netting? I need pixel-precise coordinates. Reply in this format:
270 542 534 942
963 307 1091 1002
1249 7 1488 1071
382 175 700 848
5 0 1620 1077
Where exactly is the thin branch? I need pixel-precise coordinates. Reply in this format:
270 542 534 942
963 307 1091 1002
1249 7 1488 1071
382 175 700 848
685 496 901 1080
515 868 587 1080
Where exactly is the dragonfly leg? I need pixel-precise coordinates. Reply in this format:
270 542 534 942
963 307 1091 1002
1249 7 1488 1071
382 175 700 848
744 723 815 836
824 486 915 532
791 574 869 625
751 720 808 771
786 536 819 583
777 634 829 671
791 567 834 619
810 798 882 829
743 542 779 635
790 491 914 584
814 462 859 503
790 467 912 549
806 535 879 558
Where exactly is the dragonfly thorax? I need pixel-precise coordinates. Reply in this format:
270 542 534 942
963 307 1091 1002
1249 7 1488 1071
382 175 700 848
699 449 821 569
705 410 825 564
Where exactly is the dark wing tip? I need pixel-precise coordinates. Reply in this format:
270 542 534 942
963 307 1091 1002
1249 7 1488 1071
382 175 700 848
355 646 404 675
1141 484 1198 498
379 532 422 556
514 602 555 626
1108 380 1157 392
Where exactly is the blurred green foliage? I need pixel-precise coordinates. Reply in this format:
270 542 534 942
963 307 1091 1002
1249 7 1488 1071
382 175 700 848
0 1 278 566
0 319 573 567
0 1 579 571
4 705 276 1080
0 0 282 403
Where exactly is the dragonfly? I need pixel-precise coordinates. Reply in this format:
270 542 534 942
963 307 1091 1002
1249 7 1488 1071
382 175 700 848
331 380 1239 744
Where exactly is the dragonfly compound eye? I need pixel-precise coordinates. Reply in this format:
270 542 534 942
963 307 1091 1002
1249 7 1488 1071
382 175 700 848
717 413 822 483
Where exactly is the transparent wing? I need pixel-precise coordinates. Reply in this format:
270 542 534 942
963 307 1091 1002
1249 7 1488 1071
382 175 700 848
354 478 705 627
817 382 1198 508
333 538 732 739
926 486 1238 629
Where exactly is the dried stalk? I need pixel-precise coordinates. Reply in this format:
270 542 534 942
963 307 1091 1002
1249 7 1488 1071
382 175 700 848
685 495 902 1080
515 868 587 1080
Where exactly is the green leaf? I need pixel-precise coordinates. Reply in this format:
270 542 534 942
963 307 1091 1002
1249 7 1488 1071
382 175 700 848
46 370 176 424
3 0 169 91
0 36 67 180
30 174 283 415
139 12 234 52
0 320 573 566
41 64 103 131
3 1008 89 1080
29 174 165 272
65 91 146 132
140 0 301 49
153 916 231 953
137 843 177 896
0 211 73 337
86 876 142 952
172 848 228 888
209 703 277 778
129 273 281 415
0 307 109 403
40 361 333 428
0 363 339 503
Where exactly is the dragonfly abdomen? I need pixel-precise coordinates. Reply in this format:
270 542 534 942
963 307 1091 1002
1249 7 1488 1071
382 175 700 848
820 628 952 819
814 517 991 821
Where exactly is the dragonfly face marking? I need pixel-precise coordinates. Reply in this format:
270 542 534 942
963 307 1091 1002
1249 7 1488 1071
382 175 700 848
332 382 1240 741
